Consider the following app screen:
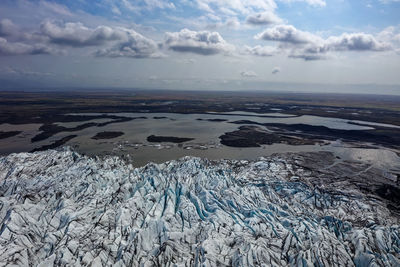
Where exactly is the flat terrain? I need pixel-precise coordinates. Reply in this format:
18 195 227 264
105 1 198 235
91 131 124 140
1 90 400 126
0 131 21 139
147 135 195 143
0 89 399 168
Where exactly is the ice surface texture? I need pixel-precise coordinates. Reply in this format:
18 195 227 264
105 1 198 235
0 148 399 266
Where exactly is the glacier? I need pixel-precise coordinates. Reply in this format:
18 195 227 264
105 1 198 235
0 148 399 266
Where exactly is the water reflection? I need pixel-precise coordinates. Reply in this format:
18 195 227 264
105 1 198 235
1 112 399 168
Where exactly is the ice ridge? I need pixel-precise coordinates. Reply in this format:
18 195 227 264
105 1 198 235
0 148 399 266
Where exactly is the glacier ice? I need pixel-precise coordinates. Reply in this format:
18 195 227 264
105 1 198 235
0 148 399 266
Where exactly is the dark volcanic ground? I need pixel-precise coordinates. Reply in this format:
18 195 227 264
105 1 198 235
283 151 400 216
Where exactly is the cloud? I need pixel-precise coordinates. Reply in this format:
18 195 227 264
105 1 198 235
377 26 400 45
256 25 391 52
280 0 326 7
0 19 161 58
8 0 73 19
254 24 393 60
111 6 122 15
120 0 175 12
240 70 258 77
325 33 391 51
288 53 327 61
40 21 162 58
0 37 55 56
120 0 139 12
2 66 54 76
113 0 326 20
164 29 234 55
272 67 280 74
243 45 278 56
195 0 277 15
380 0 400 3
38 0 73 16
142 0 175 10
0 18 61 56
255 24 323 44
225 17 241 28
294 33 391 60
40 21 126 47
207 17 241 29
176 58 197 64
95 30 162 58
0 19 18 37
246 11 282 25
296 32 391 56
304 0 326 6
0 19 47 43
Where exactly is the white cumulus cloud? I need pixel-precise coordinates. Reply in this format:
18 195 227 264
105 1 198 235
246 11 283 25
164 28 235 55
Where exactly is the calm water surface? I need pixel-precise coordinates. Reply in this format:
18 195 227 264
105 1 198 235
1 112 399 168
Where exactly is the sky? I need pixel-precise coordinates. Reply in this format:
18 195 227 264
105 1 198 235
0 0 400 94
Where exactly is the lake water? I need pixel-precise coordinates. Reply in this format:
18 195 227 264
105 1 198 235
1 112 399 169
